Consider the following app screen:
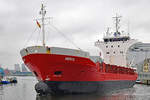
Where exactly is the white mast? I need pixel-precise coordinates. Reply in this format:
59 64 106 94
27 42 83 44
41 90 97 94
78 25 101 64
113 14 121 34
39 3 46 46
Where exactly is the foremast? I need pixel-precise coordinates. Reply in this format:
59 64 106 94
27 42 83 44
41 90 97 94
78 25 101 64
39 3 46 47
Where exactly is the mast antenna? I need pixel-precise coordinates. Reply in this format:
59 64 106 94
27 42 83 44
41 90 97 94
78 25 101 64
127 20 130 36
113 14 122 34
106 27 110 36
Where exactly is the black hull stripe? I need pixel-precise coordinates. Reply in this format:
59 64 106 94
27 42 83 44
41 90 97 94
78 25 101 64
35 80 136 95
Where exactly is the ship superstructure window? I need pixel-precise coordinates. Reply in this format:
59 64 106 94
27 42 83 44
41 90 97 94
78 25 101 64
120 51 123 54
104 39 109 42
106 52 109 54
104 37 130 42
110 39 112 42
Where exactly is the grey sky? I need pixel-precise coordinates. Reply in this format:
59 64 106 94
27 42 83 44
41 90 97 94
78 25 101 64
0 0 150 69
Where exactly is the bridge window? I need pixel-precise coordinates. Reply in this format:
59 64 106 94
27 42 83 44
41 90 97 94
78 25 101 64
104 37 130 42
110 39 112 42
104 39 109 42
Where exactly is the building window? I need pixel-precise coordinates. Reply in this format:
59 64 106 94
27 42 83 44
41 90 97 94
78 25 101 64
106 46 108 48
113 51 115 54
118 45 120 47
111 45 113 48
106 52 109 54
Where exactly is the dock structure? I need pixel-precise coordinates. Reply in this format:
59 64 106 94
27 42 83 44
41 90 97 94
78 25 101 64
138 72 150 84
127 43 150 84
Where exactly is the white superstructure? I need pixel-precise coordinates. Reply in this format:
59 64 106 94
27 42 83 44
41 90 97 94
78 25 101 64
95 15 138 67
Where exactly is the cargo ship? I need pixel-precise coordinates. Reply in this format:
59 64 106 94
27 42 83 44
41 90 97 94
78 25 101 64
20 3 138 95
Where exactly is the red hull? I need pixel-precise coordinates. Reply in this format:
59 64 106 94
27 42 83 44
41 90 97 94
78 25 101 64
23 54 138 82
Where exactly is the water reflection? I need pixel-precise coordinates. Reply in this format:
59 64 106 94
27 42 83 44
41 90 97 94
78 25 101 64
0 77 37 100
36 88 136 100
0 85 4 100
0 84 17 100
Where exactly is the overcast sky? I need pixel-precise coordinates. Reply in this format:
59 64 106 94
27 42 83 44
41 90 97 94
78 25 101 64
0 0 150 69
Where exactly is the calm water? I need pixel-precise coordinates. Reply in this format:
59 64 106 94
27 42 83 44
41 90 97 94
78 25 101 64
0 76 150 100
